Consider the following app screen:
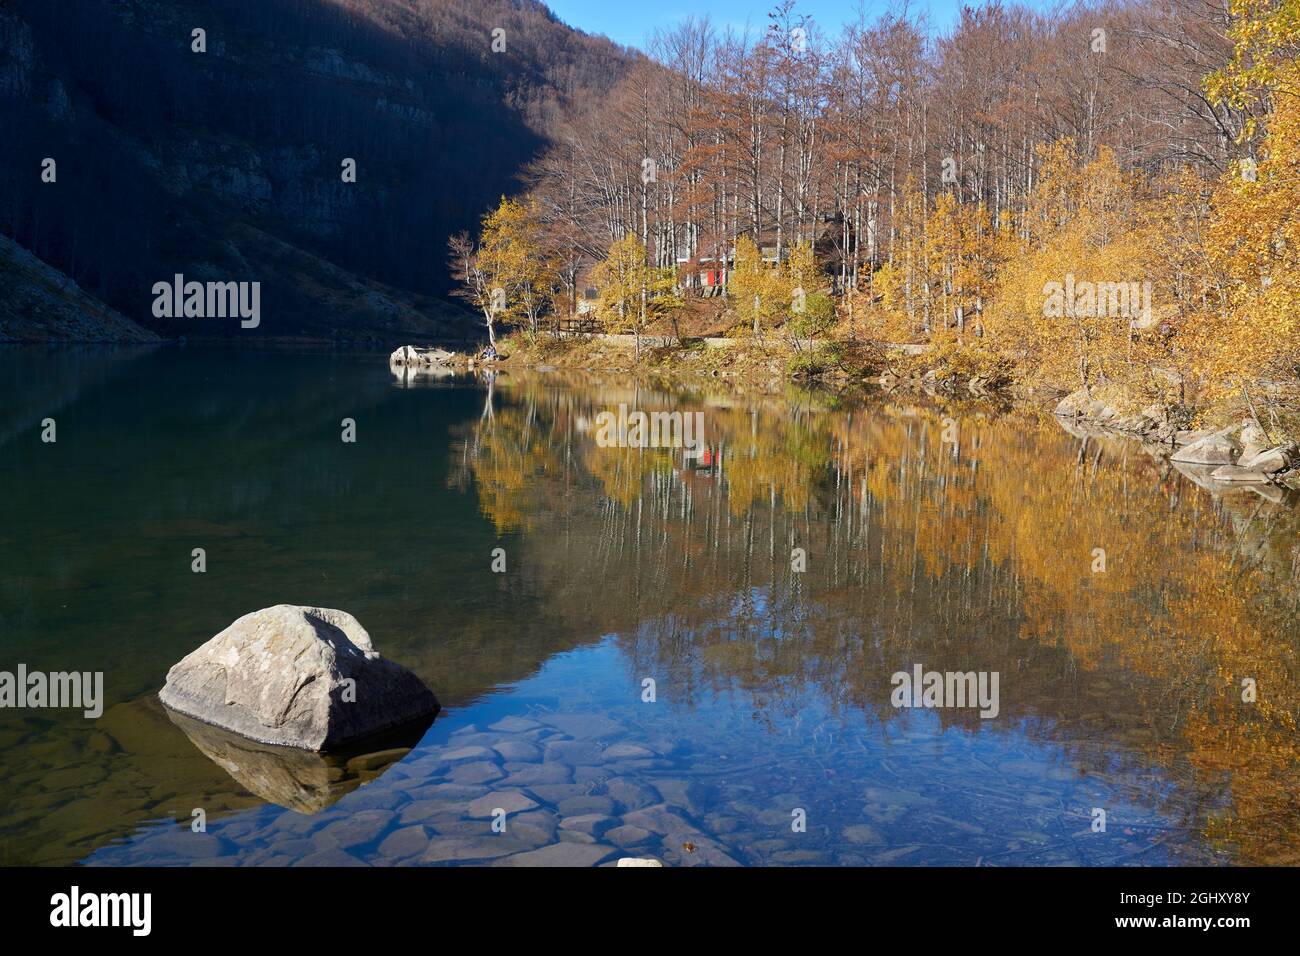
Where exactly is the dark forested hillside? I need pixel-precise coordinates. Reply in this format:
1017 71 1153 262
0 0 632 341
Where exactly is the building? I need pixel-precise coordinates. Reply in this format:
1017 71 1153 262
677 235 788 295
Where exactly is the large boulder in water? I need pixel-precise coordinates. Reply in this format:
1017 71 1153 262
159 605 439 751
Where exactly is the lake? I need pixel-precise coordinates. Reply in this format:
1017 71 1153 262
1 347 1297 866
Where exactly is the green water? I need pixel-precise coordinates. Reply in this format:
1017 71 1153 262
1 347 1298 866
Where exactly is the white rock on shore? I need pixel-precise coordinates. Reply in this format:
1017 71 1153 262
389 345 456 367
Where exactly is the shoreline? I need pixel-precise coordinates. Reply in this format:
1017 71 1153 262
391 333 1300 497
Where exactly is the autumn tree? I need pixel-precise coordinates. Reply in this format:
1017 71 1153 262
447 230 501 349
728 236 783 336
1196 0 1300 413
783 240 835 342
592 234 682 360
450 197 558 347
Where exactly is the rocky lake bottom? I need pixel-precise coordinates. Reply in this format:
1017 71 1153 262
85 639 1219 868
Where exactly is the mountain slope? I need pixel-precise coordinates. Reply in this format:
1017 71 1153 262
0 0 631 342
0 233 159 343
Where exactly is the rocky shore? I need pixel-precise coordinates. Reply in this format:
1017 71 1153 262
384 344 1300 497
1054 388 1300 492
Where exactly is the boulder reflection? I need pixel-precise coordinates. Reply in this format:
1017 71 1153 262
164 708 434 814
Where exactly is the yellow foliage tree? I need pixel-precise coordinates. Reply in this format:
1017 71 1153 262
728 236 785 337
1197 0 1300 416
450 197 557 347
592 233 681 360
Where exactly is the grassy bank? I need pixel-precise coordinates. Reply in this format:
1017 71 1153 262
498 332 884 392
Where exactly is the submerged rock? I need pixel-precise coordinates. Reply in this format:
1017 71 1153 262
160 605 439 751
494 842 618 867
467 790 538 818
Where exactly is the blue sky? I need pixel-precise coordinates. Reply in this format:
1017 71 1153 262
545 0 1063 49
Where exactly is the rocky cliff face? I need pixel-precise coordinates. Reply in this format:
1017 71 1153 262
0 0 629 343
